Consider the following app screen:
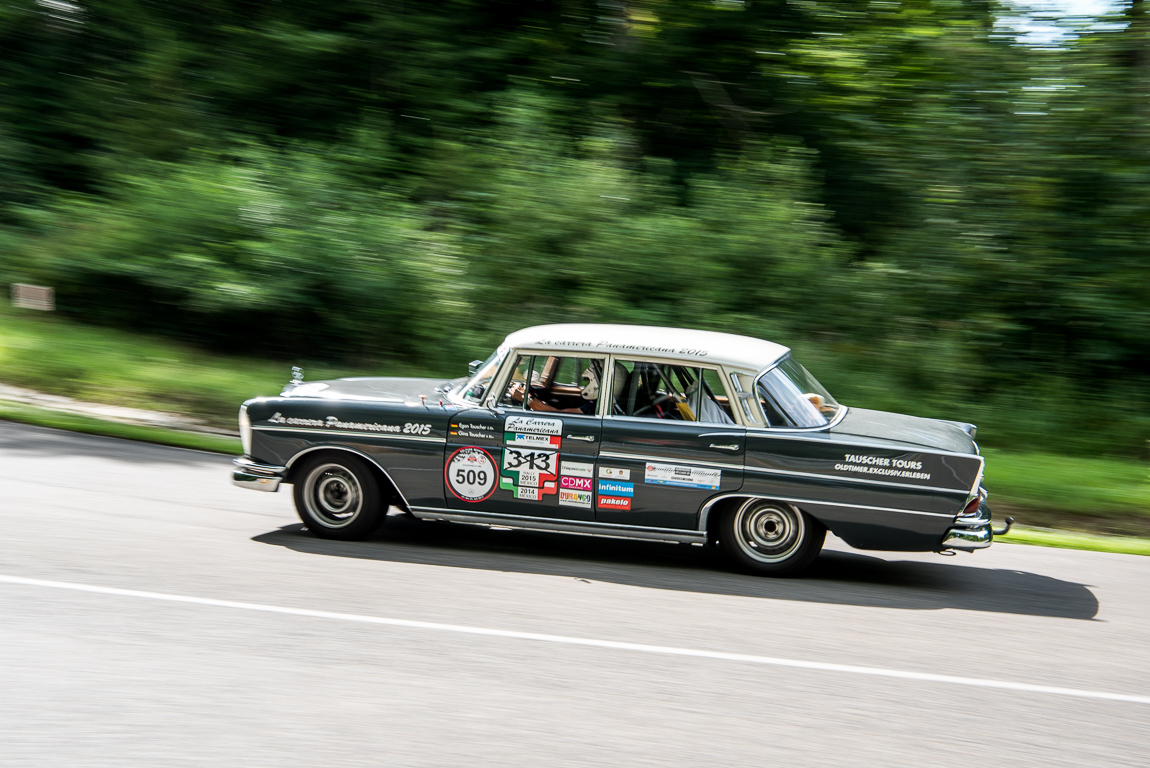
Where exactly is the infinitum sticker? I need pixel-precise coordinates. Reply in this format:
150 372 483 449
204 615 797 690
644 463 720 490
597 479 634 497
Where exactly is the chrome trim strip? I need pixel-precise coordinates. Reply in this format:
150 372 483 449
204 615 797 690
233 457 287 476
696 492 955 534
742 464 968 494
408 507 706 544
283 445 415 511
597 450 744 472
253 425 445 443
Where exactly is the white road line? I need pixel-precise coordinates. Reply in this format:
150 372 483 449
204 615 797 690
2 573 1147 706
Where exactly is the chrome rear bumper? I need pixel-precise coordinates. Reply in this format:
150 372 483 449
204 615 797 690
940 496 1006 551
232 457 286 492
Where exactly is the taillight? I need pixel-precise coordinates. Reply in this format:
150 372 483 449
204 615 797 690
960 495 980 517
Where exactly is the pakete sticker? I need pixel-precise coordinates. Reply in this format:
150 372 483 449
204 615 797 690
597 496 632 511
598 467 630 480
445 447 497 502
505 432 561 450
559 489 592 509
644 463 721 490
504 416 562 435
561 476 592 491
597 480 634 497
560 461 594 478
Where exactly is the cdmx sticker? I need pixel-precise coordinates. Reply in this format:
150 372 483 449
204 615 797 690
445 446 497 502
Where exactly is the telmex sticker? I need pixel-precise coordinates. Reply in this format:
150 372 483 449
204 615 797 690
599 467 631 480
598 496 631 510
561 476 592 491
559 489 592 508
561 461 594 478
644 463 721 490
504 416 562 435
505 432 561 449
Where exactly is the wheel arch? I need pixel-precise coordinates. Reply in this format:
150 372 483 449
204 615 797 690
700 493 829 541
285 445 410 512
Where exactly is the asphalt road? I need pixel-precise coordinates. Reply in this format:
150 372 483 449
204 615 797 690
1 420 1148 767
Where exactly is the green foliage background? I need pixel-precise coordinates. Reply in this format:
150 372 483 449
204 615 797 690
0 0 1148 457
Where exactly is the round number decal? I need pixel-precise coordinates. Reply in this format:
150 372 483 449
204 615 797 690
445 447 497 502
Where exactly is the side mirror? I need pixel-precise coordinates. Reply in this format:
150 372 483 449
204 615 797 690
468 359 483 376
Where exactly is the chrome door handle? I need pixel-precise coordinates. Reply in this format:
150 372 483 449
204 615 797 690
709 443 741 451
566 435 596 442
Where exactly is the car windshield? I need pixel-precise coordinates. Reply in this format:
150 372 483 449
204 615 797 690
755 355 841 428
455 346 507 403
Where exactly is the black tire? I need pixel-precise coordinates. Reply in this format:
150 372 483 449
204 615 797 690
292 453 386 540
717 499 825 576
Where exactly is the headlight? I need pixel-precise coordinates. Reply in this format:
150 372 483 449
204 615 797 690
238 403 252 457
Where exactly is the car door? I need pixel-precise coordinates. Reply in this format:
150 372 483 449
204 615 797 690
597 360 745 529
444 352 603 521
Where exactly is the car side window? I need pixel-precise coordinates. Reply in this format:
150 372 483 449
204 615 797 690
500 354 604 415
611 361 732 423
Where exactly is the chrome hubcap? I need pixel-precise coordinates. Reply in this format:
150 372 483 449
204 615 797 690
304 463 363 528
734 501 804 563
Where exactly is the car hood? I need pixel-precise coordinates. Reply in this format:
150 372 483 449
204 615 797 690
282 376 450 402
830 407 976 455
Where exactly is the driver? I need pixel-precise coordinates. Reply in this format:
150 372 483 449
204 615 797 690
508 364 600 414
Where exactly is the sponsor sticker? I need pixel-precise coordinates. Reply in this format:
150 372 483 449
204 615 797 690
598 467 631 480
559 489 592 509
445 447 497 502
560 461 594 478
597 480 634 497
505 432 561 449
597 496 632 511
560 476 593 491
644 462 721 490
504 416 562 435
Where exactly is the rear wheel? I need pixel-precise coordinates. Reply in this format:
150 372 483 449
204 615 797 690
292 453 385 540
718 499 825 576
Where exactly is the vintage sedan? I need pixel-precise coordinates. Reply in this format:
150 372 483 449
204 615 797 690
232 324 1011 575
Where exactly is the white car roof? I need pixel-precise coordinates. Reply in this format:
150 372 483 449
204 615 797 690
502 324 790 371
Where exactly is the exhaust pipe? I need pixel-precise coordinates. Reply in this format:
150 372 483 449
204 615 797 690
992 516 1015 537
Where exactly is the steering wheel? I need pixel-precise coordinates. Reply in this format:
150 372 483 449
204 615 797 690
634 393 678 418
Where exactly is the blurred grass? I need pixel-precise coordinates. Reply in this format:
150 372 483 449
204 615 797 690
0 401 241 454
0 301 437 428
982 447 1150 517
1000 526 1150 557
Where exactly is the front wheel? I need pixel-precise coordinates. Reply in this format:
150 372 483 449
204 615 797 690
717 499 825 576
293 454 385 540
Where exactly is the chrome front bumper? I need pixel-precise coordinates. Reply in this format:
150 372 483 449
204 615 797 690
940 497 1011 551
232 457 286 493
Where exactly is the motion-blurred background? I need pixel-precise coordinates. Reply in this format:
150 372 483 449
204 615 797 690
0 0 1146 531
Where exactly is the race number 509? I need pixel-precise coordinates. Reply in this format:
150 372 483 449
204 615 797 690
445 447 497 502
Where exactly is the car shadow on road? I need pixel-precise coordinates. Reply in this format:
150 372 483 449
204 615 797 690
253 515 1099 621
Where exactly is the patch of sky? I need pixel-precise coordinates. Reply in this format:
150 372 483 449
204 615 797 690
997 0 1127 46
